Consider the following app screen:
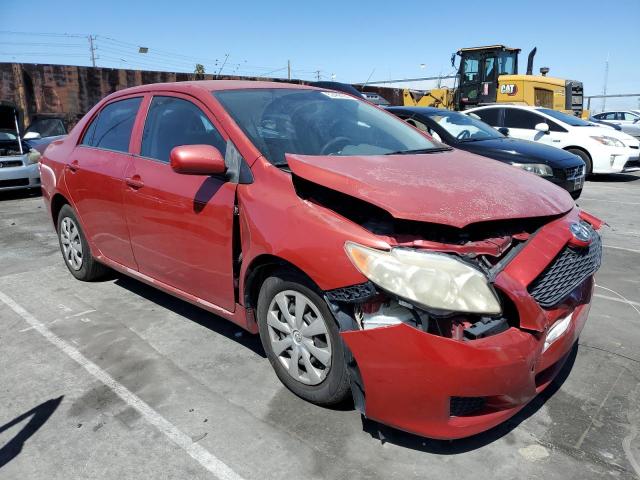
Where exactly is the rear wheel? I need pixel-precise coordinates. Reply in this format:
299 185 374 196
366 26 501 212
57 204 108 281
567 148 592 176
257 272 350 406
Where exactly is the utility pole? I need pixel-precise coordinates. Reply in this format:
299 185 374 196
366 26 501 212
602 52 609 111
88 35 97 67
217 53 230 78
315 70 321 81
287 60 291 80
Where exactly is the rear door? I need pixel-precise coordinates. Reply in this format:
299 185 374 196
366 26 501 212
64 96 142 268
502 109 567 147
123 93 238 312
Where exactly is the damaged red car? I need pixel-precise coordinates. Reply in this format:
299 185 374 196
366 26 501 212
40 81 603 439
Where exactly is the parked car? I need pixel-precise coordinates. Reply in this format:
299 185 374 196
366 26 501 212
386 106 586 199
466 104 640 174
0 101 42 192
591 111 640 139
587 117 623 131
41 81 603 440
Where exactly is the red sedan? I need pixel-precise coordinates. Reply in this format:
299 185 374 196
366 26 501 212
40 81 602 439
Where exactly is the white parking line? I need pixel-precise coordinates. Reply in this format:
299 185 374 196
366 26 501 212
0 290 247 480
603 244 640 254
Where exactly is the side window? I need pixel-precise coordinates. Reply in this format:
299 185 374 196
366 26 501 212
473 108 500 127
81 97 142 152
503 109 544 129
483 57 495 81
547 120 566 133
80 115 98 146
462 57 479 83
141 96 226 163
602 112 616 120
622 112 638 121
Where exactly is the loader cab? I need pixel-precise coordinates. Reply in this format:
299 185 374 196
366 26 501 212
456 45 519 110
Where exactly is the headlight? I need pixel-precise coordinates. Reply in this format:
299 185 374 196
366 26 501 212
27 149 41 164
590 136 625 148
344 242 502 315
511 162 553 177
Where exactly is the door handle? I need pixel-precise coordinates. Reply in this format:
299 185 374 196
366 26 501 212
65 160 80 173
125 176 144 189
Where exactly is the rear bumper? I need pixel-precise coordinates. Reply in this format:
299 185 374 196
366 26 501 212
0 162 40 191
342 279 592 439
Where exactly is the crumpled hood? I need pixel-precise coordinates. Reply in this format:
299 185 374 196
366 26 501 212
286 150 574 229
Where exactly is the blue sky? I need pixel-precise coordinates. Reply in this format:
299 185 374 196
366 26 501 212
3 0 640 109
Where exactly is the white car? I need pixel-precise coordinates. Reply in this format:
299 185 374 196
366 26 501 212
591 110 640 139
466 105 640 174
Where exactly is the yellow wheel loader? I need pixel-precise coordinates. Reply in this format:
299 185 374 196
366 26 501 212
404 45 584 117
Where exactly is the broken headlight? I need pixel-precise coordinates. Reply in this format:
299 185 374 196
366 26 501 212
344 242 501 315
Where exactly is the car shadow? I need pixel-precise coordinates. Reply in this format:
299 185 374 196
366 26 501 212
588 173 639 183
0 188 42 201
0 396 63 469
112 274 266 358
360 342 579 453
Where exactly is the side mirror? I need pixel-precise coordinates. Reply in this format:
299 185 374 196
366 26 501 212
23 131 41 140
497 127 510 136
633 118 640 124
534 122 550 133
170 145 226 176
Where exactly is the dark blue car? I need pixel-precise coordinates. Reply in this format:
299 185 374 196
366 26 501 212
386 107 586 199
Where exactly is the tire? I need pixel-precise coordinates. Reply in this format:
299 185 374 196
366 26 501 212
567 148 592 176
56 204 108 281
257 271 351 406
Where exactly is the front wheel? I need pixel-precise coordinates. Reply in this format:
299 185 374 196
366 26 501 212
567 148 592 176
257 272 351 406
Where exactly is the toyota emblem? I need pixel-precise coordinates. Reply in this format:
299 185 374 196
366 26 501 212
568 222 592 248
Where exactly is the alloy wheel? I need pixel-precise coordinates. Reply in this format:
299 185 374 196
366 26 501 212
266 290 332 385
60 217 83 271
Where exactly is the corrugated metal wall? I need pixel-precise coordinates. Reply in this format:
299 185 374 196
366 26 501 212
0 63 403 130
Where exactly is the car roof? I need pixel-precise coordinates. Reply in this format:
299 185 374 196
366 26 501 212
385 106 450 115
469 104 540 111
106 80 316 99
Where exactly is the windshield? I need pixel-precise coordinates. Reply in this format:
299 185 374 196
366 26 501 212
423 111 502 141
214 89 440 165
538 108 592 126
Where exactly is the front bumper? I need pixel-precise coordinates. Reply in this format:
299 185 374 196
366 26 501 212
342 279 591 439
0 161 40 191
340 209 599 440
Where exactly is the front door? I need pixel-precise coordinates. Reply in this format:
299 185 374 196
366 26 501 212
123 94 237 312
64 96 142 268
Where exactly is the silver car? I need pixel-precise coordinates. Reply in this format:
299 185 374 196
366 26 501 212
0 102 42 192
592 111 640 139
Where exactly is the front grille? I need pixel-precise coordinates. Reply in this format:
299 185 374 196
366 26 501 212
0 160 23 168
529 230 602 308
0 178 30 188
450 397 486 417
624 158 640 169
565 164 585 180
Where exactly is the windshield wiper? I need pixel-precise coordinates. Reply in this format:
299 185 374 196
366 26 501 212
459 137 495 142
385 147 452 155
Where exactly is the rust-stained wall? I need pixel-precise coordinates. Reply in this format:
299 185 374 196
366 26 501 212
0 63 403 130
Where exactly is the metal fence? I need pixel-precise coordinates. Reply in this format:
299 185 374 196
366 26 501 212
585 93 640 112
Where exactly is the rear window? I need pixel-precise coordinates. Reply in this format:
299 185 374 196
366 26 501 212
81 97 142 152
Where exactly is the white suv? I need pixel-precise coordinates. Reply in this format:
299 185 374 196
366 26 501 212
466 105 640 174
